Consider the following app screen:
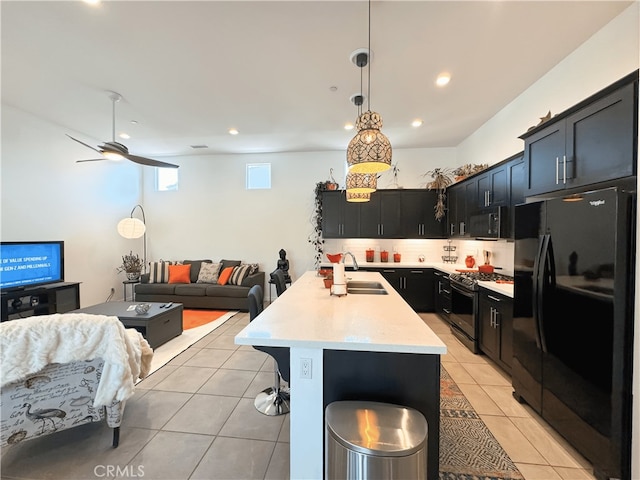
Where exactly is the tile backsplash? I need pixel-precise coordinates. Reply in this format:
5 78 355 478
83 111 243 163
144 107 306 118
323 238 515 275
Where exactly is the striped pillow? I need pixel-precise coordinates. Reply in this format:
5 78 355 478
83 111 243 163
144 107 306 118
148 261 172 283
228 264 252 285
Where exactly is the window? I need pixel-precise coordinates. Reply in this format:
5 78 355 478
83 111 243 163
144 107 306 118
156 168 179 191
246 163 271 189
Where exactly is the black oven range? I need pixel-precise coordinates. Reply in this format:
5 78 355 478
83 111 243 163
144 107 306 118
448 271 512 353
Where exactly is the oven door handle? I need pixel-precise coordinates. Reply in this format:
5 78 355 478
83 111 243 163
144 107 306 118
451 283 475 299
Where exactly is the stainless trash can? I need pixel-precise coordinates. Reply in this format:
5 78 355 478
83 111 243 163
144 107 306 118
325 401 428 480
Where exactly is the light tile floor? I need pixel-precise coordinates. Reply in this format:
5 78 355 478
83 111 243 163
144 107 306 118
1 312 596 480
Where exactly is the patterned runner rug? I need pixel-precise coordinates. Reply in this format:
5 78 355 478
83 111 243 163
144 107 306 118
440 366 524 480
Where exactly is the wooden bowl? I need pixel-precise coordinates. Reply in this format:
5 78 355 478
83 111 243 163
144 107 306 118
326 253 343 263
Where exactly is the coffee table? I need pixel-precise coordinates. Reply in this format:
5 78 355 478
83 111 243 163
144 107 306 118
72 301 183 349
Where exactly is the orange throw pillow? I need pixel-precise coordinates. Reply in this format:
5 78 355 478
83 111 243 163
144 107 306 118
217 266 234 285
168 264 191 284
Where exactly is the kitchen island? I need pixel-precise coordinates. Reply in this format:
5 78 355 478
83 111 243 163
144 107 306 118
235 270 447 479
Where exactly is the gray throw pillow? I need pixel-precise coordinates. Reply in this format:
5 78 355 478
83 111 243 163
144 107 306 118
196 262 222 284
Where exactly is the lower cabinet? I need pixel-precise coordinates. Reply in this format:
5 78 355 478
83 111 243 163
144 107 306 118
1 282 81 322
478 289 513 373
363 267 434 312
433 270 451 322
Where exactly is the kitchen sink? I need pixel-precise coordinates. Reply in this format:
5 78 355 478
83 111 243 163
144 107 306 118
346 280 388 295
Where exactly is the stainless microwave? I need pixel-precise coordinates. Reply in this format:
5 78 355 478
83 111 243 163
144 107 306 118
468 207 506 239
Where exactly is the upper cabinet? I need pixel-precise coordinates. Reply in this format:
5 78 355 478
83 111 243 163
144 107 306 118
322 191 360 238
401 190 445 239
474 164 508 210
360 190 403 238
322 189 445 239
520 71 638 196
506 153 525 239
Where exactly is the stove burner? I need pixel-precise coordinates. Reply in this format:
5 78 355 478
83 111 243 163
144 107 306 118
449 271 513 291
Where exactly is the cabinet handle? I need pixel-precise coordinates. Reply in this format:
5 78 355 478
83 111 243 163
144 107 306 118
460 222 465 236
381 224 384 236
410 270 423 274
555 157 560 185
494 308 500 328
450 223 455 236
443 308 451 314
442 288 451 295
562 155 567 184
487 295 502 302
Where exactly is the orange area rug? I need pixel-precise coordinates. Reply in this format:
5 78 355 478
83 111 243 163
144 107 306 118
183 309 230 330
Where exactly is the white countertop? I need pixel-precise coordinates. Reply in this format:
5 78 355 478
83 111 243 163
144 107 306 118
235 271 447 355
321 261 515 298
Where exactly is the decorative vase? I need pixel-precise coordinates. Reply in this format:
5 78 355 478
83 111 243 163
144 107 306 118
393 253 401 263
127 271 141 281
465 255 476 268
366 249 375 262
380 250 389 263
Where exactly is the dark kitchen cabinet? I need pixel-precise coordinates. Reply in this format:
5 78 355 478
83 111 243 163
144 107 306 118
521 72 637 196
433 270 451 322
364 267 434 312
474 164 508 210
478 288 513 373
446 183 468 237
359 190 403 238
401 190 445 238
321 191 360 238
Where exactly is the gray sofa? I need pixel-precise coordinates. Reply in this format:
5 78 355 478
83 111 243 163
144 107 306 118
134 259 264 311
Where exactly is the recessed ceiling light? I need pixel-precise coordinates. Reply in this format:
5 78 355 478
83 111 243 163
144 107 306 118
344 123 354 131
229 128 239 135
411 119 423 127
436 73 451 87
119 133 130 139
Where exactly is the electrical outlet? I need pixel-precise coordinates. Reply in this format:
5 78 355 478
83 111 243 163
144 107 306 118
300 358 312 379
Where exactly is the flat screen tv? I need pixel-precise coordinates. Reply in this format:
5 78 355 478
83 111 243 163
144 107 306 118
0 241 65 292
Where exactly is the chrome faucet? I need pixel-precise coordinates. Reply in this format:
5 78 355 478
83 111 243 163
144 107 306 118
342 251 359 271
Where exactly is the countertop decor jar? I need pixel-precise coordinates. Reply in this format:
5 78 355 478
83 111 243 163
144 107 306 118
366 249 375 262
465 255 475 268
380 250 389 262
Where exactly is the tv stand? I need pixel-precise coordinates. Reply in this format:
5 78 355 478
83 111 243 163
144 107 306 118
1 282 80 322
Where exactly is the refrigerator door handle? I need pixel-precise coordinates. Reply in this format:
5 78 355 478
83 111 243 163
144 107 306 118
537 233 556 353
533 235 547 350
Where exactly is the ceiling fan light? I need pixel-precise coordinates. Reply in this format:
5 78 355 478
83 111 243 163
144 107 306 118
103 151 124 160
346 172 377 194
346 191 371 202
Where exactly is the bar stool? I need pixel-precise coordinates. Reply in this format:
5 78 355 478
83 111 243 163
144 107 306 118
247 285 290 416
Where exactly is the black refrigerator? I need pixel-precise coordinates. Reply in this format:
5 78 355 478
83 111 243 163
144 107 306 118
513 185 635 480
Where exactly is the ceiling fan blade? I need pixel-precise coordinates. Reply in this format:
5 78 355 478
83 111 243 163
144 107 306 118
76 158 107 163
125 153 179 169
66 134 103 154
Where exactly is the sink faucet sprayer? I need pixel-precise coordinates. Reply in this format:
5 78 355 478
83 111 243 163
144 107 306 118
342 252 359 271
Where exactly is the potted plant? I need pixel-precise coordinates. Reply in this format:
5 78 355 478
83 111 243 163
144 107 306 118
117 251 143 280
309 181 328 270
423 168 454 221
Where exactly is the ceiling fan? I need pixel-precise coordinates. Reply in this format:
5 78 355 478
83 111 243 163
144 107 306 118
67 91 179 169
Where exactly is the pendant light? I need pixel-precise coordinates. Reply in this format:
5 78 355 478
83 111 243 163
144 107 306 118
346 172 377 194
346 191 372 202
346 0 392 174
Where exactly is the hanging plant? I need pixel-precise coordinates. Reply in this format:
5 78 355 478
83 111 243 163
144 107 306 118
423 168 454 221
325 168 339 190
308 181 328 270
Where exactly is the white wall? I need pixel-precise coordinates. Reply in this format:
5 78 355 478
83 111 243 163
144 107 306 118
457 2 640 167
140 147 458 282
1 105 144 306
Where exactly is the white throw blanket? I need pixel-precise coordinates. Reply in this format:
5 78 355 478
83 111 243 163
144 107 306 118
0 313 153 407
